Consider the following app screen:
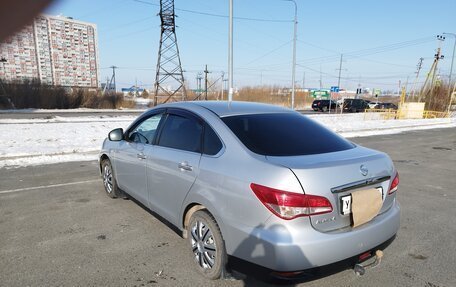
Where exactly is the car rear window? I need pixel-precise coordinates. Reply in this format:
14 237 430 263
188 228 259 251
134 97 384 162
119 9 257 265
222 113 355 156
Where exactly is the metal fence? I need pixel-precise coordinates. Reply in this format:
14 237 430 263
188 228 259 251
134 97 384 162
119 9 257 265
364 109 449 120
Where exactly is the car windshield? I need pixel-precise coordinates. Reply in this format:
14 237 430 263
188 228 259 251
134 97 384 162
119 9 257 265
222 113 355 156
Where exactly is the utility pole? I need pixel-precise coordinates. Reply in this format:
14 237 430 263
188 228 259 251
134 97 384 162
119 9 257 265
228 0 234 102
319 64 322 90
196 72 203 98
443 32 456 112
331 54 344 113
102 76 109 94
410 57 424 99
419 36 445 103
284 0 297 109
302 72 305 89
337 54 343 90
223 75 228 101
204 65 210 100
108 65 117 93
404 76 409 95
135 78 139 97
221 72 225 100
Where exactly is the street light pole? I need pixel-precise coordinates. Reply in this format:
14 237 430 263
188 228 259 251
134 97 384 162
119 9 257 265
284 0 297 110
443 32 456 112
228 0 234 102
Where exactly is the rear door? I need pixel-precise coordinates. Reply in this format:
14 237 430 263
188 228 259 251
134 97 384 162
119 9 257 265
145 110 203 226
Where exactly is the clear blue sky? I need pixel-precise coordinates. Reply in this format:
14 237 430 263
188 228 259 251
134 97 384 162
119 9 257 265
46 0 456 92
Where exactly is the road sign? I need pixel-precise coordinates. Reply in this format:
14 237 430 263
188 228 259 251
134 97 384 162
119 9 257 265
311 90 330 98
330 86 340 92
374 88 381 97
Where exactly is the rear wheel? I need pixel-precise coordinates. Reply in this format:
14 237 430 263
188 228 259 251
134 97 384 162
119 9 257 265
101 159 121 198
188 210 227 280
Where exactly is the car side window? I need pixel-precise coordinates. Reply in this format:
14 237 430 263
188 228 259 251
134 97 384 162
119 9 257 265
158 114 203 153
203 123 223 156
128 113 164 144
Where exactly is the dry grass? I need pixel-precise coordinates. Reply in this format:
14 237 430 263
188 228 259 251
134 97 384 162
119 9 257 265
0 80 134 109
152 86 314 109
420 82 453 111
235 86 313 109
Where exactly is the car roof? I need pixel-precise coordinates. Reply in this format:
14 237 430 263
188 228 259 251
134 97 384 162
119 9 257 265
158 101 293 117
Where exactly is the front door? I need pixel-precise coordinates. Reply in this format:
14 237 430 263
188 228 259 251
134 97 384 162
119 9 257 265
115 112 165 205
145 112 202 226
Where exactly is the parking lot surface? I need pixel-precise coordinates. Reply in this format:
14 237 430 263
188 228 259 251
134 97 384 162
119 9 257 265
1 127 455 286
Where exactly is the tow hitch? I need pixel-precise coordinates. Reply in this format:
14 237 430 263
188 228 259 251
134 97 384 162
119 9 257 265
354 250 384 276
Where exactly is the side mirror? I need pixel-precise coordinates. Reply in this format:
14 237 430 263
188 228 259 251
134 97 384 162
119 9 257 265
108 128 124 141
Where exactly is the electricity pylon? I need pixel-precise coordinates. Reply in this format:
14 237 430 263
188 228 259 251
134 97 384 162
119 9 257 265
153 0 186 106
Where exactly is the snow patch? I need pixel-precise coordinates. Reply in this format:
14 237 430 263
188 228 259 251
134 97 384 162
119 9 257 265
1 113 454 168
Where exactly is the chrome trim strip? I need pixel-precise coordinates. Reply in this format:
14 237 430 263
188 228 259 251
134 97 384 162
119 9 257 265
331 176 391 193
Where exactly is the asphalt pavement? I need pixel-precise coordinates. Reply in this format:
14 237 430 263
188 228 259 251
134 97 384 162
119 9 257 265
0 127 455 286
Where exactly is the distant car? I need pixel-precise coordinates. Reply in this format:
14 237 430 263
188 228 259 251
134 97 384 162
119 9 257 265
368 102 378 109
342 99 370 113
311 99 337 112
99 101 400 280
374 103 398 110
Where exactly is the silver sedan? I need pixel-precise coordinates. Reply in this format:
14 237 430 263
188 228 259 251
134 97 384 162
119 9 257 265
99 101 400 280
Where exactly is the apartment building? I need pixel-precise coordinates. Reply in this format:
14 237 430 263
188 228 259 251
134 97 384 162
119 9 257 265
0 15 99 88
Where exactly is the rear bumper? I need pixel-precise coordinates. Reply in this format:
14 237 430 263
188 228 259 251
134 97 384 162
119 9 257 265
227 199 400 272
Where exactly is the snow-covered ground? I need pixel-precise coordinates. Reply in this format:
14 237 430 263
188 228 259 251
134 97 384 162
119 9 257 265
0 112 455 168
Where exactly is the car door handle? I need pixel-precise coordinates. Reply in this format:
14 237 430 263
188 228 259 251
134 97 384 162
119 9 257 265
137 153 147 160
178 161 193 171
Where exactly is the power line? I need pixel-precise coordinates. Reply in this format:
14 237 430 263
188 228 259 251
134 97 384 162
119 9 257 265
133 0 292 23
344 36 435 57
296 36 436 66
348 56 417 69
297 63 418 87
242 40 292 66
100 16 155 33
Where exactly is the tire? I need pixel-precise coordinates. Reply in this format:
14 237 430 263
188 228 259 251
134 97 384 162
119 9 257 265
188 210 227 280
101 159 121 199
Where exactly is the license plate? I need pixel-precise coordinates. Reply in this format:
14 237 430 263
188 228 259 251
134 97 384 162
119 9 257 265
340 187 383 215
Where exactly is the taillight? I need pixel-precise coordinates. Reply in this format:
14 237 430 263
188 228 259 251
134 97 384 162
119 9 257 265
250 183 333 220
388 172 399 194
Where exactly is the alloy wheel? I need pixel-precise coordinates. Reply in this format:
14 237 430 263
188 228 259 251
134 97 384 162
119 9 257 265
103 164 113 194
190 220 216 269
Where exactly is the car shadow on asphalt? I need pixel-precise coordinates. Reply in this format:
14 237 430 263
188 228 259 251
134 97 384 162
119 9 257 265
121 191 396 286
122 191 186 237
227 233 396 286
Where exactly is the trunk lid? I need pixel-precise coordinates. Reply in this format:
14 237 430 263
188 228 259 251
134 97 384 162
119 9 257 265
266 145 396 232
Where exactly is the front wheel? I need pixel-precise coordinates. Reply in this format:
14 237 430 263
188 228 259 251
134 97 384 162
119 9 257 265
101 159 121 198
188 210 227 280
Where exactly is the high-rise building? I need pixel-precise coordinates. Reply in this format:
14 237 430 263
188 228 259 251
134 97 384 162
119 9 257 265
0 15 99 88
